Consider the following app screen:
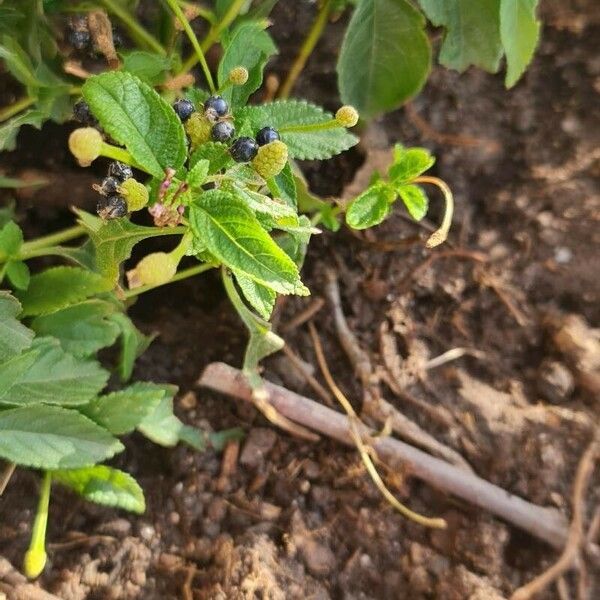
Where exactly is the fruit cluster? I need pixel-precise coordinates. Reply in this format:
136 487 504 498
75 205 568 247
94 162 131 219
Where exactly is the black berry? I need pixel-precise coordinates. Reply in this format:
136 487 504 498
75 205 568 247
73 100 98 126
108 161 133 182
211 121 235 143
204 96 229 118
68 29 90 50
99 176 120 196
256 126 280 146
230 137 259 163
173 99 195 122
97 195 127 219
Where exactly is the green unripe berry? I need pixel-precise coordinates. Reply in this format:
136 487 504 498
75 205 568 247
68 127 103 166
185 112 212 149
335 105 359 128
229 66 249 86
120 178 149 212
126 252 177 289
252 140 288 179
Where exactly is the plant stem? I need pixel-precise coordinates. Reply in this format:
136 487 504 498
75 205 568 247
100 0 166 55
412 176 454 248
164 0 216 92
123 262 215 299
279 0 332 98
179 0 246 75
0 96 34 123
20 225 86 253
0 462 16 496
23 472 51 579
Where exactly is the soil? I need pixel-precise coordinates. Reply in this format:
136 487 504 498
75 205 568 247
1 1 600 599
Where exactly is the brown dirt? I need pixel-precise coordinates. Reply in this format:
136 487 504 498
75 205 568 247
1 1 600 599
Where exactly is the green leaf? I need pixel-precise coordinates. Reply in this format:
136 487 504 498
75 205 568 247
76 210 180 282
0 349 39 397
418 0 502 73
0 221 23 258
121 50 172 85
0 292 34 361
30 300 120 357
0 337 108 407
398 184 429 220
15 265 112 317
82 71 186 177
500 0 540 87
53 465 145 514
186 158 209 188
237 101 358 160
234 271 276 320
0 35 38 87
109 313 155 382
0 405 123 469
137 387 182 447
389 145 435 184
0 110 45 152
338 0 431 118
232 185 298 221
272 162 297 209
346 184 395 229
217 21 277 108
80 382 167 435
190 190 308 296
6 260 30 290
189 142 233 174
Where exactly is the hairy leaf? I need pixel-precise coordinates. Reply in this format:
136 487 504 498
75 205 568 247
0 405 123 469
189 142 233 174
109 312 155 382
6 260 30 290
121 50 172 85
234 271 276 320
389 145 435 184
16 265 112 317
83 71 186 177
190 190 308 295
137 386 181 447
0 110 45 152
398 184 429 220
0 220 23 259
0 349 39 397
346 184 395 229
338 0 431 117
53 465 145 514
0 292 34 361
418 0 502 73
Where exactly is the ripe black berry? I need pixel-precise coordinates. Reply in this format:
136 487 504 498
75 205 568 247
256 127 280 146
99 176 120 195
204 96 229 118
230 137 259 163
68 29 90 50
211 121 235 143
108 161 133 182
97 195 127 219
173 99 195 122
73 100 98 126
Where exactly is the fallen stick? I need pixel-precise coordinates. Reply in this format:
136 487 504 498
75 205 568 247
199 362 569 549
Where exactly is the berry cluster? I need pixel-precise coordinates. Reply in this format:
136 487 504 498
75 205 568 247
94 162 132 220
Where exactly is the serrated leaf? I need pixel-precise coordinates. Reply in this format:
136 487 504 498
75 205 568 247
272 162 297 209
75 209 180 282
398 184 429 221
217 21 277 108
338 0 431 118
53 465 145 514
186 159 209 188
0 337 108 407
418 0 502 73
82 71 186 177
389 145 435 184
137 387 181 447
0 405 123 469
500 0 540 87
0 110 45 152
0 349 39 397
189 142 233 174
0 35 37 87
232 185 297 221
234 271 276 320
121 50 172 85
109 313 155 382
5 260 30 290
15 265 112 317
0 292 34 361
346 184 395 229
31 300 120 357
80 382 167 435
190 190 308 296
237 101 358 160
0 220 23 258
